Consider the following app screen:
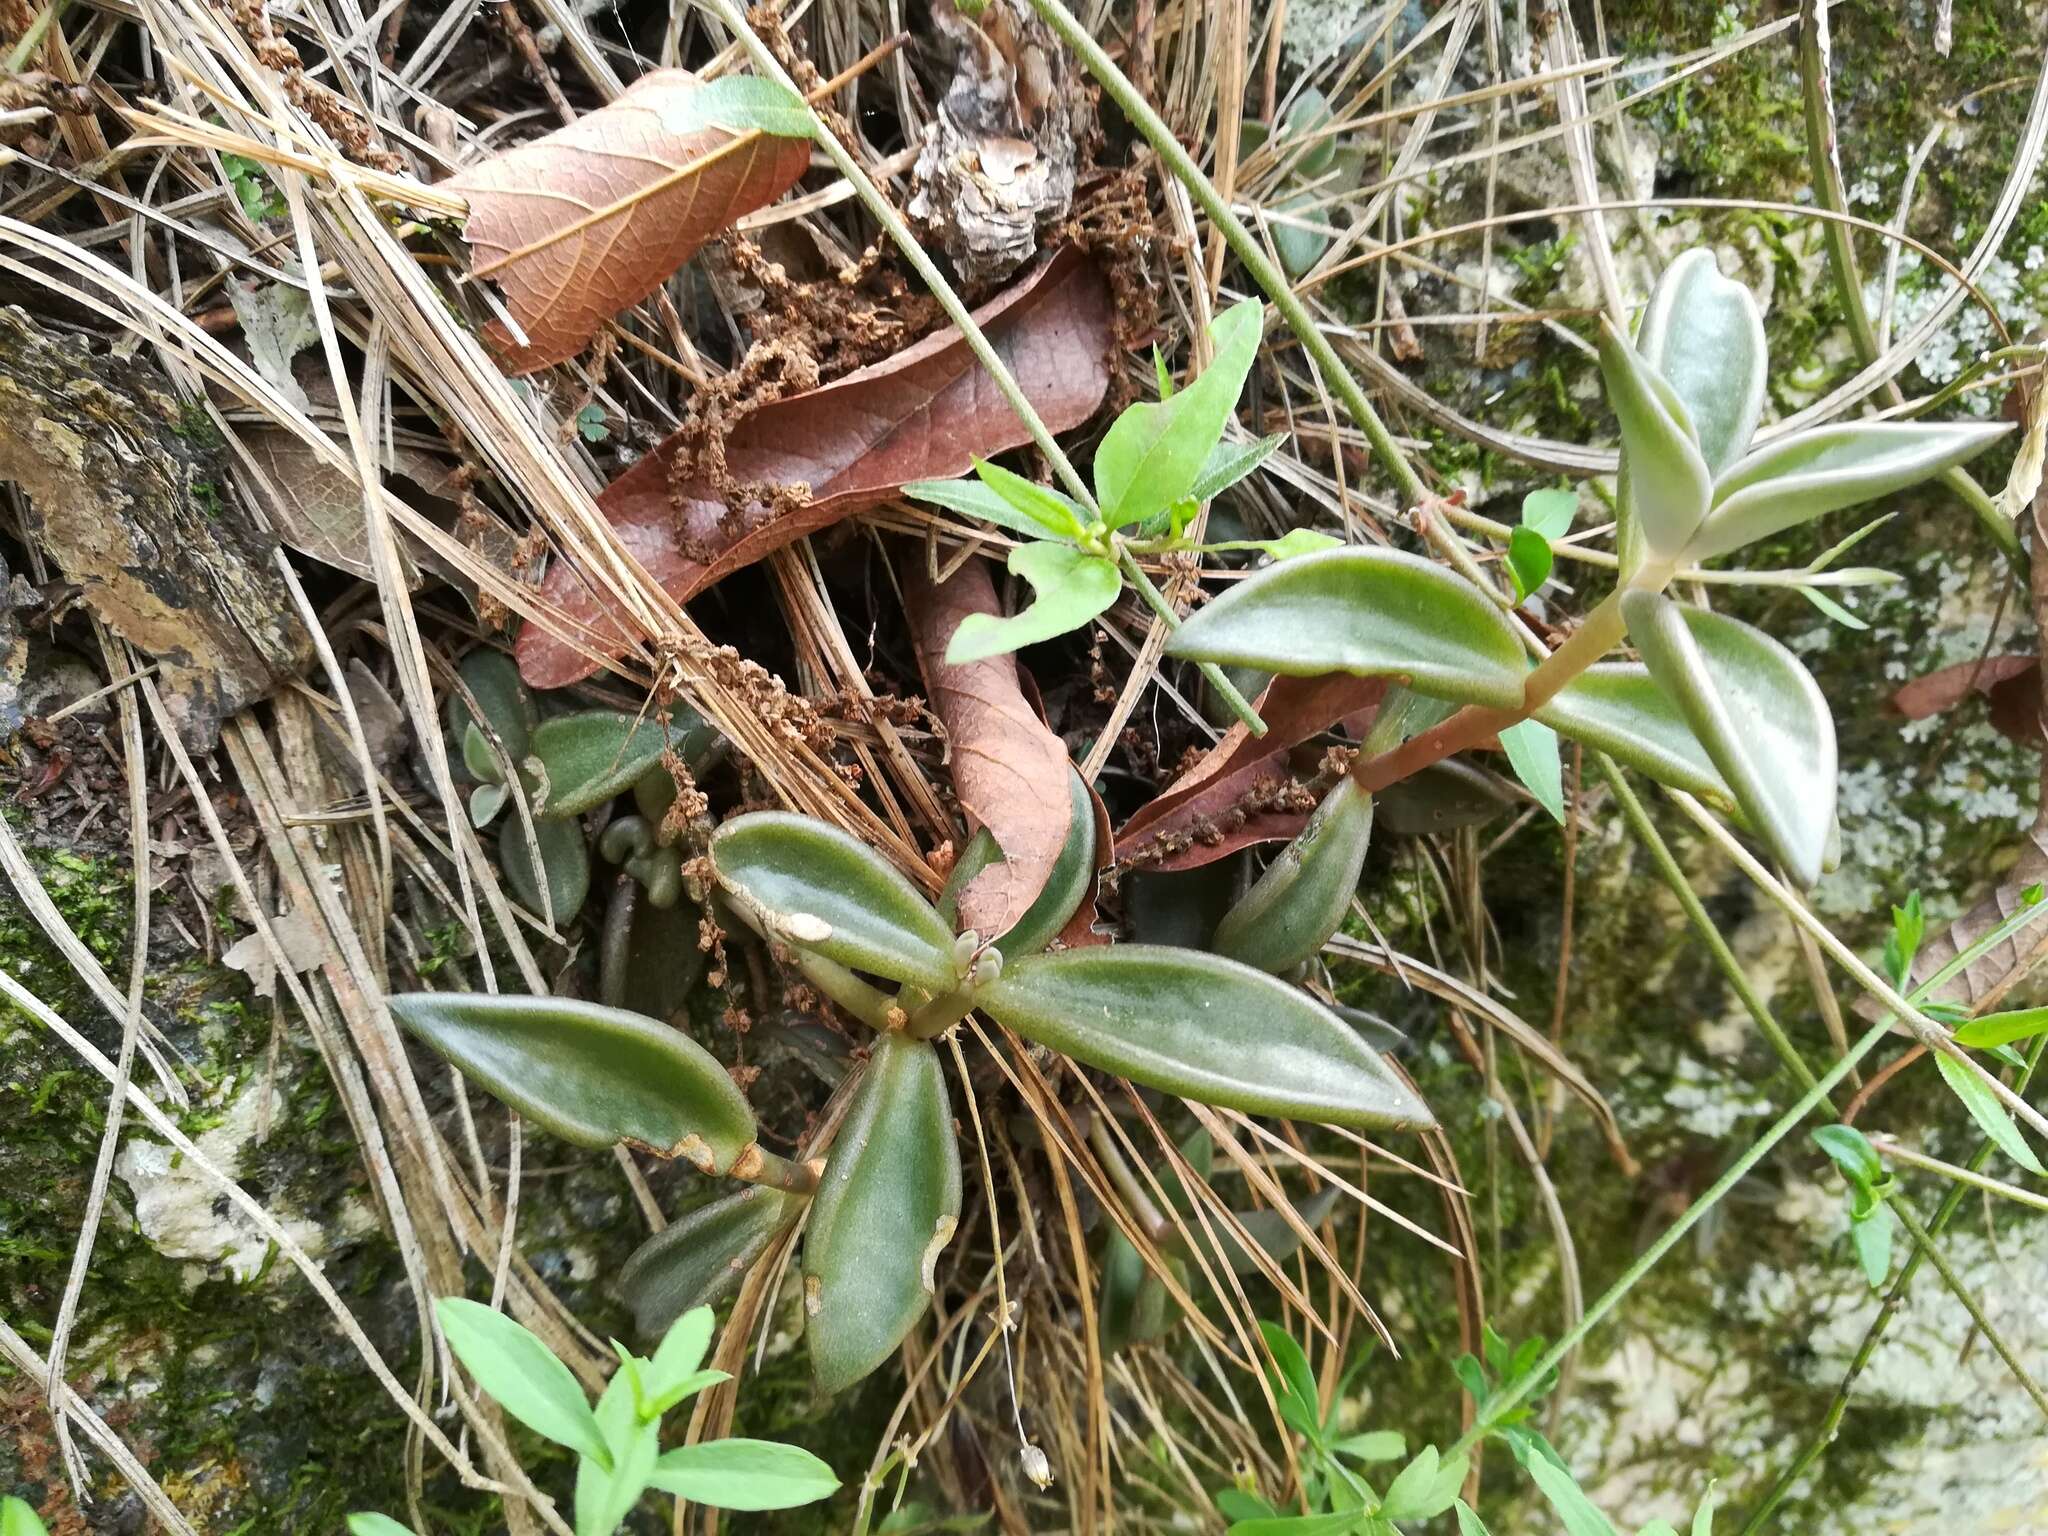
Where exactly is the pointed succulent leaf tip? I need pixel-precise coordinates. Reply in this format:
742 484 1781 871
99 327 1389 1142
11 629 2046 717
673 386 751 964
1619 590 1837 887
1534 664 1736 812
388 992 756 1167
619 1186 804 1339
1690 420 2012 560
1165 547 1527 707
1094 297 1264 529
1212 775 1375 974
803 1034 962 1392
982 945 1434 1130
709 812 958 991
1600 321 1713 560
1636 250 1768 477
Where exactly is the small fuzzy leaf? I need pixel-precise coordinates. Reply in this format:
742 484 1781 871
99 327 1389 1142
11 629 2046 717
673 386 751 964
649 1439 841 1510
1095 299 1264 529
905 477 1080 541
1620 591 1836 886
499 814 590 925
1166 548 1528 708
1212 776 1373 974
1600 324 1712 559
436 1297 610 1465
1499 718 1564 824
982 946 1434 1129
1191 432 1287 502
469 780 509 828
390 992 756 1169
804 1035 962 1392
945 544 1122 664
530 708 713 818
1535 665 1733 811
710 812 957 991
1694 421 2011 560
619 1187 804 1339
1933 1051 2045 1174
1506 524 1553 601
1521 487 1578 538
1272 190 1332 277
1635 250 1767 476
972 458 1088 539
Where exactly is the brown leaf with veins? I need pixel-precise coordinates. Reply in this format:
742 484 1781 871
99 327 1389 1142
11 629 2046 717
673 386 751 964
449 69 811 374
1114 673 1386 873
903 553 1075 938
517 248 1113 689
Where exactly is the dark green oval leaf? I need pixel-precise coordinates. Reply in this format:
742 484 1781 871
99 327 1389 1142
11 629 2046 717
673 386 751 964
649 1439 840 1511
1212 776 1373 974
1620 591 1836 886
1692 421 2011 560
619 1187 804 1339
599 881 706 1021
804 1034 963 1393
981 946 1434 1130
1166 548 1526 707
390 992 756 1169
448 649 534 781
499 814 590 926
530 708 712 819
710 812 957 991
435 1296 609 1465
1636 249 1767 476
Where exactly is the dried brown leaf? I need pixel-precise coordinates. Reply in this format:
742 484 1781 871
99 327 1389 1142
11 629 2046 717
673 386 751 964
1886 654 2043 750
517 248 1113 689
904 552 1074 938
449 69 812 374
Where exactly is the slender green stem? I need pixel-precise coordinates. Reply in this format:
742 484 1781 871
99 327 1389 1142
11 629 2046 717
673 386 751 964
1026 0 1428 509
1872 1134 2048 1214
792 946 897 1032
702 0 1266 734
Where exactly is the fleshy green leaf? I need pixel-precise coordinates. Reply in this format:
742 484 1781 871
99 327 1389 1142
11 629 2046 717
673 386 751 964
448 649 535 781
1166 548 1527 708
1535 664 1733 812
346 1517 419 1536
649 1439 841 1510
499 814 590 925
1933 1051 2045 1175
1203 1185 1343 1276
1273 190 1332 277
1811 1124 1885 1190
686 74 814 138
619 1187 803 1339
1693 421 2011 560
1600 323 1712 560
710 812 957 991
530 708 712 818
996 767 1097 958
1212 775 1373 974
1095 299 1264 529
436 1297 610 1465
1499 718 1564 824
1521 487 1578 538
1954 1006 2048 1049
1098 1225 1153 1354
1636 250 1767 477
1191 432 1288 502
905 477 1082 542
1281 86 1336 176
470 780 509 828
971 458 1089 539
599 882 705 1020
946 543 1123 664
390 993 757 1169
1620 591 1836 886
1506 524 1553 601
804 1034 962 1392
981 946 1435 1129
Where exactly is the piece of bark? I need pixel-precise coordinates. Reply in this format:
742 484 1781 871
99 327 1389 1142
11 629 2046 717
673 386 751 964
907 0 1092 287
0 307 309 748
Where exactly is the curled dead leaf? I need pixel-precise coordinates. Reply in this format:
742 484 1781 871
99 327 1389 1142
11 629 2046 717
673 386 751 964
516 247 1114 689
449 69 812 373
903 552 1074 938
1886 653 2042 750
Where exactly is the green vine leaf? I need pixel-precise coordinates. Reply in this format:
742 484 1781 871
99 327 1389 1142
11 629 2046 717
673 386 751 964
981 946 1434 1129
389 992 757 1170
1166 548 1527 707
1933 1051 2045 1175
804 1034 962 1392
1690 420 2011 560
1211 775 1374 974
619 1187 805 1339
1635 249 1767 477
1095 298 1264 529
1506 524 1553 602
710 812 958 991
945 543 1122 663
1619 591 1836 886
1190 431 1287 502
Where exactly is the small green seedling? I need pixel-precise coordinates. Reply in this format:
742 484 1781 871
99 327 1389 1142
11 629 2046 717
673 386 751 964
1812 1124 1897 1289
350 1301 837 1536
905 299 1332 665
